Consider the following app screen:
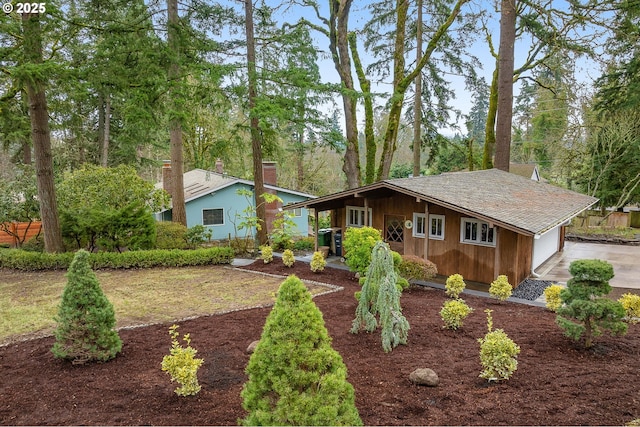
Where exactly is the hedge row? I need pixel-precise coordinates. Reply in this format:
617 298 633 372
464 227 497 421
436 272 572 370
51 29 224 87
0 247 234 271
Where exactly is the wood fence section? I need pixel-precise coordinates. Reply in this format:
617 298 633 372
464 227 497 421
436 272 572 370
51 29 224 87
0 221 42 247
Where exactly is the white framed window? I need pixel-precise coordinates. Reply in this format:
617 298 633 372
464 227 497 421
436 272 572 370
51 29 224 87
460 217 495 246
292 208 302 217
412 213 426 238
346 206 372 228
203 208 224 226
429 214 445 240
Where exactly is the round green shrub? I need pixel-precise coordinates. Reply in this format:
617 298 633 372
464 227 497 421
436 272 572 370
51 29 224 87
489 274 512 301
478 309 520 381
440 298 473 330
343 226 382 276
619 293 640 324
260 245 273 264
445 273 466 299
293 237 314 251
310 251 326 273
543 284 564 312
155 221 188 249
282 249 295 267
51 250 122 363
398 255 437 282
241 275 362 426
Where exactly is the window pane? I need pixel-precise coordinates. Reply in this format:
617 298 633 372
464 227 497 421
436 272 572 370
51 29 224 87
465 222 472 240
488 227 494 243
471 223 477 240
481 223 488 242
203 209 223 225
418 216 424 234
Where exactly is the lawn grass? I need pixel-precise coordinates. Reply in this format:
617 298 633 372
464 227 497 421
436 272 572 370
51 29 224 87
567 225 639 239
0 265 332 345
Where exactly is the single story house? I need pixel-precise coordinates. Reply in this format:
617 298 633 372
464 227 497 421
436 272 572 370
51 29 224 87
285 169 597 286
156 160 316 240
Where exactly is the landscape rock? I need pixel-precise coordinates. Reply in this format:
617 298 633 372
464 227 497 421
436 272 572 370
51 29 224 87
409 368 439 386
246 340 259 354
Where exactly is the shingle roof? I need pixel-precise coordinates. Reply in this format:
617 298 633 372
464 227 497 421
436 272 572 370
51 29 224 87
387 169 597 235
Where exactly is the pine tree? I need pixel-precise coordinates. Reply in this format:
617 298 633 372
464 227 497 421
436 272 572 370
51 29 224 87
52 250 122 363
350 241 409 353
241 275 362 426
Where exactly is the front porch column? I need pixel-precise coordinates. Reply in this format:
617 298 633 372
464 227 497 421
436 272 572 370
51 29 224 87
424 202 429 259
314 208 319 251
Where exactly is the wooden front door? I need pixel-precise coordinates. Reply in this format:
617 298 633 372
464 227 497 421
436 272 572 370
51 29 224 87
385 214 405 254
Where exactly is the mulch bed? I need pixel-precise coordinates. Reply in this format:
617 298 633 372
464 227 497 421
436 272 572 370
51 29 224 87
1 260 639 425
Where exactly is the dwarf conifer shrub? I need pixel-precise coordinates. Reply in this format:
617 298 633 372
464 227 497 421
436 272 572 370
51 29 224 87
241 275 362 426
619 293 640 324
489 274 512 301
543 284 564 312
161 324 204 396
440 299 473 330
310 251 326 273
445 273 466 299
478 309 520 381
51 250 122 363
556 259 627 348
260 245 273 264
351 241 409 352
282 249 295 267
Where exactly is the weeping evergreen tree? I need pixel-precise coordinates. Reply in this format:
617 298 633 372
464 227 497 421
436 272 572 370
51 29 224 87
350 241 409 353
52 250 122 363
241 275 362 426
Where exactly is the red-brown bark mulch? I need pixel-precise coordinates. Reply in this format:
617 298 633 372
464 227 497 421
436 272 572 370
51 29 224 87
1 260 639 425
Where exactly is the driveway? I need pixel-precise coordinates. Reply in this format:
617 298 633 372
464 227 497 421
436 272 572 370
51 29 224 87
537 241 640 290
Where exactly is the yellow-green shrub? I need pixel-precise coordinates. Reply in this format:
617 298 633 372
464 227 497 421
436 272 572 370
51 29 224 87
478 309 520 382
619 293 640 324
161 325 204 397
440 299 473 330
310 251 326 273
445 274 466 299
282 249 295 267
489 274 512 301
543 284 564 312
260 245 273 264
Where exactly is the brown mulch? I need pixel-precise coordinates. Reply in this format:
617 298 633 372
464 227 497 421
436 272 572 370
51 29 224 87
1 260 639 426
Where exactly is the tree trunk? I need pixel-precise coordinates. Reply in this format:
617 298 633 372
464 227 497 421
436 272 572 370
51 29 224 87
245 0 267 246
412 0 423 178
482 64 499 169
167 0 186 226
329 0 360 188
22 12 64 253
101 93 110 167
495 0 516 172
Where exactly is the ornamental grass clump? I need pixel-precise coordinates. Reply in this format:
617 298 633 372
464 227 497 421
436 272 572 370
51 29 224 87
543 284 564 312
440 299 473 330
310 250 326 273
445 273 466 299
51 249 122 364
161 325 204 396
350 241 409 353
478 309 520 382
241 275 362 426
556 259 627 348
259 245 273 264
282 249 295 267
619 293 640 324
489 274 513 301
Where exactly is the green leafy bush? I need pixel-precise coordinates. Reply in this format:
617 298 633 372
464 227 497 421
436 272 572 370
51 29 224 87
351 241 409 353
543 284 564 312
241 275 362 426
310 251 326 273
154 222 188 249
445 274 466 299
440 299 473 330
619 293 640 324
282 249 295 267
51 250 122 363
343 226 382 276
556 259 627 348
185 225 212 248
293 237 314 251
0 247 233 270
260 245 273 264
398 255 437 282
489 275 512 301
478 309 520 381
20 235 44 252
161 324 204 396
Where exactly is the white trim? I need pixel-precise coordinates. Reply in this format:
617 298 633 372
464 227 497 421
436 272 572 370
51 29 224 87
412 213 426 238
202 208 224 226
460 217 496 247
346 206 372 228
428 214 445 240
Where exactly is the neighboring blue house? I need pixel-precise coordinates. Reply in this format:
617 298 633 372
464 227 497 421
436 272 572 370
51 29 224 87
156 160 316 240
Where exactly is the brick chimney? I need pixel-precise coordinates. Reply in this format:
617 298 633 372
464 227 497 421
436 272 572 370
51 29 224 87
215 158 224 174
262 161 280 235
162 160 173 194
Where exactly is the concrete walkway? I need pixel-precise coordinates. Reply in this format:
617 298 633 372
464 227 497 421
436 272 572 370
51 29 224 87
537 241 640 289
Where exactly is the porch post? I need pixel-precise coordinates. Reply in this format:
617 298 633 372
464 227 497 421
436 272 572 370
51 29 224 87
314 208 319 251
423 202 429 260
364 198 369 227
